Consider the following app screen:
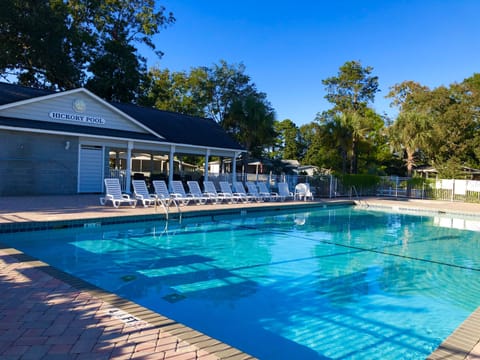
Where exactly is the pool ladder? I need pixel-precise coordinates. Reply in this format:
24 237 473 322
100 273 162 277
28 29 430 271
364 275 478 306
155 198 182 223
351 186 368 208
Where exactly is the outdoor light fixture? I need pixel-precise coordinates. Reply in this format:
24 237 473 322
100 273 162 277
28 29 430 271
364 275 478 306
65 141 71 150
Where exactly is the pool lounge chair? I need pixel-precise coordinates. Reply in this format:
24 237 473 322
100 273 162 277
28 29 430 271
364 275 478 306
187 181 218 204
257 182 280 201
204 181 233 204
295 183 314 201
132 180 157 207
233 181 259 202
219 181 248 203
277 182 294 202
152 180 178 207
171 180 207 205
100 178 137 208
246 181 268 202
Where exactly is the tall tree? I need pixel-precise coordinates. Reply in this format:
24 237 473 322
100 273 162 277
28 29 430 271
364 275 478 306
203 60 256 123
86 33 146 103
140 67 209 116
300 122 341 172
273 119 300 160
322 60 379 113
0 0 86 88
386 81 431 176
79 0 174 101
388 111 430 176
223 92 276 159
0 0 174 100
319 60 381 173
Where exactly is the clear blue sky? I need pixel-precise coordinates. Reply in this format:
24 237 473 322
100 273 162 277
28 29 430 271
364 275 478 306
145 0 480 126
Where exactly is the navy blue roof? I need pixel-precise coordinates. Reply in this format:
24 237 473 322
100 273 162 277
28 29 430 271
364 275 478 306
112 102 243 150
0 82 244 151
0 82 54 105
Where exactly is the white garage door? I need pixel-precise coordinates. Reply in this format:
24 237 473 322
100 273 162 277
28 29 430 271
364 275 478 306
78 145 104 193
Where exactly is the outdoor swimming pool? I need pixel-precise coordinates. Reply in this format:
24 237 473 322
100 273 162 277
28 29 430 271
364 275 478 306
2 205 479 359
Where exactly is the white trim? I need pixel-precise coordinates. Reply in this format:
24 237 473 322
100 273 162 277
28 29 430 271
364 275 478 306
0 125 245 156
0 87 166 140
76 142 81 193
0 124 244 155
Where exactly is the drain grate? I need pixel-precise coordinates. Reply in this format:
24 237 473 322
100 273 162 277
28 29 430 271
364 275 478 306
163 293 186 303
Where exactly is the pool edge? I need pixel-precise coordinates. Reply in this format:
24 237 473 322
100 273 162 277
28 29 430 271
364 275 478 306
0 243 258 360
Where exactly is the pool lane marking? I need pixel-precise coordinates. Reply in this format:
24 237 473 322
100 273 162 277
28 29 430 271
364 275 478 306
215 220 480 273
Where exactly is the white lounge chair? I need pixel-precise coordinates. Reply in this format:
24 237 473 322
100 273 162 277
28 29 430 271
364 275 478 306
204 181 232 203
295 183 314 201
233 181 258 202
100 178 137 208
132 180 157 207
277 182 294 201
187 181 217 204
257 182 279 201
171 180 207 205
246 181 267 202
219 181 248 203
152 180 178 207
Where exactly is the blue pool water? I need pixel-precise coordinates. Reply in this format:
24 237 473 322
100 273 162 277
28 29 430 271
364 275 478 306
2 206 480 359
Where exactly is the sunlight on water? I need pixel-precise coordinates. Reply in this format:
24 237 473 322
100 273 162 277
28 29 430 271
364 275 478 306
2 206 479 359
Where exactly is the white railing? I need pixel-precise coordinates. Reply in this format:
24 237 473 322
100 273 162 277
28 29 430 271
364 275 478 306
106 169 480 204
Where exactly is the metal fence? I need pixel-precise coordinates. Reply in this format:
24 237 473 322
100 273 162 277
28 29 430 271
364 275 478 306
108 169 480 204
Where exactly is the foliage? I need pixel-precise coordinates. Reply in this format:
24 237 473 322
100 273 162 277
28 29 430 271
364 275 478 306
204 60 257 123
223 92 276 158
140 67 209 116
0 0 174 100
386 75 480 177
316 60 383 174
0 0 85 88
272 119 301 160
338 174 381 188
322 60 379 113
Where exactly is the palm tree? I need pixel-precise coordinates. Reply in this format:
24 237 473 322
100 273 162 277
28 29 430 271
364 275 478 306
388 111 430 176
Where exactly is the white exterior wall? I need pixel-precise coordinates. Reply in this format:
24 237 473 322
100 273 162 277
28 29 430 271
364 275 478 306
0 92 148 133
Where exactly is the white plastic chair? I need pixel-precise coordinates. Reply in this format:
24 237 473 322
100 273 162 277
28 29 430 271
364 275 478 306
132 180 157 207
100 178 137 208
152 180 178 207
171 180 207 205
204 181 232 203
219 181 247 203
246 181 267 201
187 181 216 204
233 181 258 202
257 182 279 201
295 183 314 201
277 182 294 202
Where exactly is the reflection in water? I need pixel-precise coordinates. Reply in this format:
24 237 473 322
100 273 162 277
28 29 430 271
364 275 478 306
433 215 480 231
1 207 479 360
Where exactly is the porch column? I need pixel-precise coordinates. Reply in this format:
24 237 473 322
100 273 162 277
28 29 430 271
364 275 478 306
115 151 120 169
204 149 210 181
126 141 133 193
232 152 239 183
150 154 154 176
168 145 175 191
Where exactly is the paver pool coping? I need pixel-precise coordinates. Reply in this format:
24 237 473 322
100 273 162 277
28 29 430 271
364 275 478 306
1 196 480 359
0 244 254 360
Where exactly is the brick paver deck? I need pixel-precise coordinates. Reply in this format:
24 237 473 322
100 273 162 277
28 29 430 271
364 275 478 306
0 248 243 360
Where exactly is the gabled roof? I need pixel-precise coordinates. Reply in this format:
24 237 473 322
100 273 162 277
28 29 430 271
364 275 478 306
112 102 243 150
0 82 54 105
0 82 244 152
